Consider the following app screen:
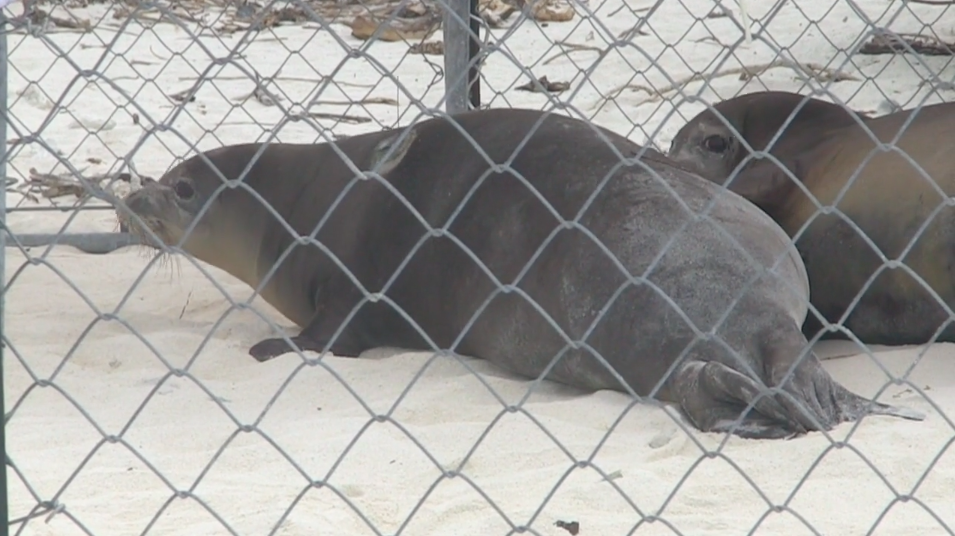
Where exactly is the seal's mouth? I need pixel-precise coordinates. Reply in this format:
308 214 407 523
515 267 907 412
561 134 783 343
116 187 183 249
116 206 186 274
122 213 171 248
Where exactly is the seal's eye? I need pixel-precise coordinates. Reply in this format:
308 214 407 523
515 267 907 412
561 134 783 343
703 135 728 154
174 180 195 200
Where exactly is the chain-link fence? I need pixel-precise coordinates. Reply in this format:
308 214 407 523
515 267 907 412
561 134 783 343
3 0 955 533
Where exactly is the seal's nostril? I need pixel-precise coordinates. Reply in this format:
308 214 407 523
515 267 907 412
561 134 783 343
122 192 153 218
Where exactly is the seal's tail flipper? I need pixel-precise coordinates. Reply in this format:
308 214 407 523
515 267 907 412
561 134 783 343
762 326 927 432
671 350 926 439
673 360 811 439
813 370 926 423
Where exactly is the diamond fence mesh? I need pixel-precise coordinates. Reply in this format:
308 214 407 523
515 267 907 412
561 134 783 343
2 0 955 534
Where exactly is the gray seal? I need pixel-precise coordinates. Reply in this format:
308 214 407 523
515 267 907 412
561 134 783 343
668 90 955 346
118 107 923 439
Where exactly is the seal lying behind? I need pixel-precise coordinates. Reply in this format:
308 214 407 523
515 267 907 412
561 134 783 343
667 90 955 346
118 107 923 439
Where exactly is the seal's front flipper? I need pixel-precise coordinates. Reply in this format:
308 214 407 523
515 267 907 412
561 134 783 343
248 335 331 362
248 328 370 361
673 361 811 439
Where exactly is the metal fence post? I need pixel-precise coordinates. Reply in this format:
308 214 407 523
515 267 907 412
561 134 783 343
0 5 9 535
442 0 480 114
467 0 480 109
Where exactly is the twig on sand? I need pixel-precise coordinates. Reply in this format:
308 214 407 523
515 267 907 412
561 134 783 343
3 177 27 202
618 23 649 40
693 35 726 46
177 74 376 89
310 97 400 106
307 112 372 124
515 75 570 93
111 3 206 26
607 4 649 17
14 167 148 203
5 7 92 33
167 86 199 104
149 46 170 60
542 40 606 65
706 6 731 18
409 40 444 55
589 60 857 111
732 61 857 82
232 72 285 106
19 0 443 41
179 291 193 320
856 30 955 56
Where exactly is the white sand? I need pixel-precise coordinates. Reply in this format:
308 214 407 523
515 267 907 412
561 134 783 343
4 0 955 534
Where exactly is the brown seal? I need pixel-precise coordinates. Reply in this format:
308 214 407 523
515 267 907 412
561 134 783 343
118 107 922 439
667 90 955 346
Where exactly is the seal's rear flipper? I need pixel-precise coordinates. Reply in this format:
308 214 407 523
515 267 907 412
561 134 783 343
769 339 927 427
673 360 812 439
678 406 804 440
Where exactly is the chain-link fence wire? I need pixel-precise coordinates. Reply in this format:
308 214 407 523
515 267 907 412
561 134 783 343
3 0 955 533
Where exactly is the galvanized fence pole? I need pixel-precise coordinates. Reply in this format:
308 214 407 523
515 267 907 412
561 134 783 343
442 0 481 113
467 0 480 108
0 4 9 534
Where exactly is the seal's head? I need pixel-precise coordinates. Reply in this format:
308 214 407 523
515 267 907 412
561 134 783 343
667 91 867 207
116 146 269 286
118 162 217 252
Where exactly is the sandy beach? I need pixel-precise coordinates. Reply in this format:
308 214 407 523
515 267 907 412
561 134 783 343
4 0 955 534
